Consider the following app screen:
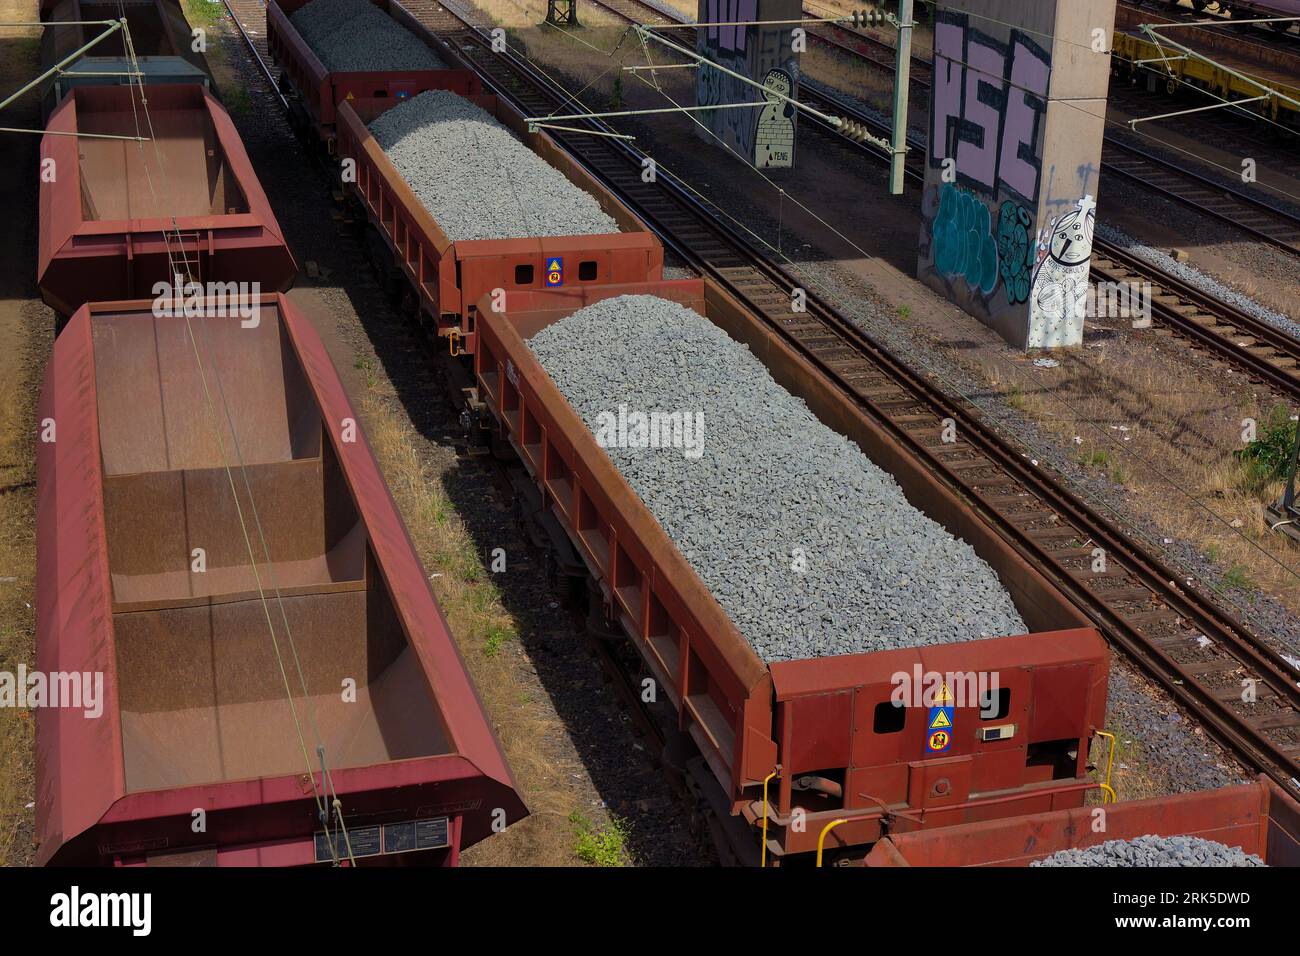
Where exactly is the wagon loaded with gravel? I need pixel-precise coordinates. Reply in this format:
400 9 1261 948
335 89 663 354
472 278 1114 863
865 778 1300 866
267 0 482 140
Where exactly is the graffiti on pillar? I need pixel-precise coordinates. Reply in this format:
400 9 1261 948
932 183 999 295
919 7 1077 344
696 0 800 167
755 68 795 167
1028 195 1097 347
995 201 1035 304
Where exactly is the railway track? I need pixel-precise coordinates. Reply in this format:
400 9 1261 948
582 0 1300 398
221 0 1300 799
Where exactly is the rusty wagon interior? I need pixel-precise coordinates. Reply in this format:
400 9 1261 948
91 308 449 793
74 87 248 222
43 0 188 58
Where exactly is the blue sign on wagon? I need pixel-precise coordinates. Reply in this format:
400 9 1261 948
545 257 564 287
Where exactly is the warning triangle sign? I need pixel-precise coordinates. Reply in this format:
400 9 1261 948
936 683 954 704
929 709 952 730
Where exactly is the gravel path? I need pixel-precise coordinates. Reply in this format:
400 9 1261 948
290 0 446 72
1031 835 1265 867
369 91 620 242
529 294 1026 662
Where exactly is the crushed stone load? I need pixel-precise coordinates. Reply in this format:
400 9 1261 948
528 295 1027 663
289 0 446 73
1031 835 1266 867
368 91 620 242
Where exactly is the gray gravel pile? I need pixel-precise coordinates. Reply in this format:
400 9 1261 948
290 0 446 72
369 91 620 242
528 295 1027 662
1032 835 1265 867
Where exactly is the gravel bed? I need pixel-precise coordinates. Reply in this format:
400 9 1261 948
290 0 446 72
369 91 620 242
1031 835 1265 867
529 294 1026 663
1098 222 1300 338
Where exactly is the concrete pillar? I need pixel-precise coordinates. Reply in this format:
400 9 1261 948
917 0 1116 349
695 0 801 169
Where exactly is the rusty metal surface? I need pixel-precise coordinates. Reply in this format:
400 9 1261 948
474 279 1112 858
36 295 524 865
334 93 662 351
37 85 296 316
865 778 1300 867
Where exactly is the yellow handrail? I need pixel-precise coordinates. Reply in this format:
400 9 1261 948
760 770 778 868
1095 730 1118 803
816 818 848 867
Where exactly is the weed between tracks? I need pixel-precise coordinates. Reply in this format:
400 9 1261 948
357 386 630 866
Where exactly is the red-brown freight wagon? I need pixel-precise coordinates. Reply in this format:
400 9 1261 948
39 0 213 119
472 279 1112 863
864 778 1300 866
35 294 525 866
266 0 482 142
336 96 664 355
37 84 297 322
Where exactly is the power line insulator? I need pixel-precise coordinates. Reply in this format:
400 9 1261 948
851 9 887 28
838 117 870 143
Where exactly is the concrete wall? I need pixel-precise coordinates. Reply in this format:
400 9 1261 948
917 0 1116 349
695 0 801 168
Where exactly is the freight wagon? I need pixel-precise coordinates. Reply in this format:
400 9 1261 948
865 778 1300 866
336 96 663 355
37 84 297 324
39 0 213 119
36 294 526 866
472 279 1113 864
266 0 482 143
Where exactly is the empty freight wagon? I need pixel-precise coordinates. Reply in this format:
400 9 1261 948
39 0 212 118
473 279 1113 863
35 295 525 866
38 85 297 322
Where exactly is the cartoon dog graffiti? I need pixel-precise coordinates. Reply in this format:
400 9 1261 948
1028 195 1096 348
755 68 795 168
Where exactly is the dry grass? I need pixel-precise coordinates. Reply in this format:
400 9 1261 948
355 383 624 865
983 345 1300 616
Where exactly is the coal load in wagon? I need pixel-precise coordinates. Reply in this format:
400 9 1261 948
290 0 446 72
528 294 1027 663
1031 835 1267 867
368 90 620 242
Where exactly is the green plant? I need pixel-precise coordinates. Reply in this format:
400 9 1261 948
611 75 624 110
1006 384 1025 410
1235 405 1297 493
1080 447 1111 469
1222 565 1252 591
896 305 912 320
569 810 627 866
483 623 513 657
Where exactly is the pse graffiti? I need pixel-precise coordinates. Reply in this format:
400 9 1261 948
930 9 1052 205
932 183 999 296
